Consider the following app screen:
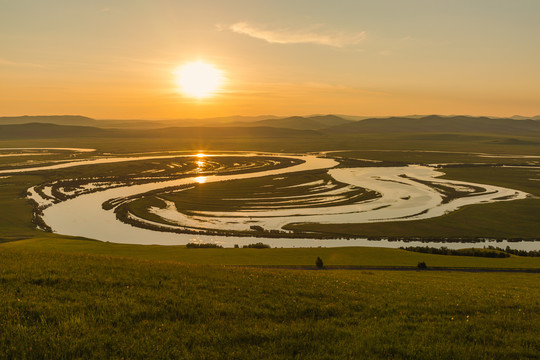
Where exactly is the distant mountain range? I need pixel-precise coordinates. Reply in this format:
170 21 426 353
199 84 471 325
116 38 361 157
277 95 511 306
224 115 352 130
325 115 540 135
0 123 321 140
0 115 161 129
2 114 540 129
0 114 343 129
0 115 283 129
0 115 100 127
0 114 539 139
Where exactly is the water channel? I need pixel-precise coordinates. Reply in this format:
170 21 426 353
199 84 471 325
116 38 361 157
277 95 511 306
2 148 537 250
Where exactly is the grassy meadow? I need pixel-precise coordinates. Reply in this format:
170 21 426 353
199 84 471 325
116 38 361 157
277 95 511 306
3 237 540 269
1 246 539 359
1 130 539 155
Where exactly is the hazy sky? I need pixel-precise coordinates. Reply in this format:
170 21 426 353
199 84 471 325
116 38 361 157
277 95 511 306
1 0 539 119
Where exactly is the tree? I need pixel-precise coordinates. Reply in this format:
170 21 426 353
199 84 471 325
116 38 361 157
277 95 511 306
316 257 324 269
417 261 427 270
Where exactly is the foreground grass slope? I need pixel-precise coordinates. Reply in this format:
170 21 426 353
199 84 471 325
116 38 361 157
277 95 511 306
1 248 538 359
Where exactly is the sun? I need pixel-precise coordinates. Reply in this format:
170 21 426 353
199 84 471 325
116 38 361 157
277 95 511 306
174 61 224 99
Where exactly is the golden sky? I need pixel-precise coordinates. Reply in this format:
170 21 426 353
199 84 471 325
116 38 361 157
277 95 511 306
1 0 539 119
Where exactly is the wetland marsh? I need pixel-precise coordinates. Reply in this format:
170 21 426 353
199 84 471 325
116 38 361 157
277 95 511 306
2 147 537 249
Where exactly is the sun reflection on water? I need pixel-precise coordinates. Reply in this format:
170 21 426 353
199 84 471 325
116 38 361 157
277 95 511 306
195 153 207 173
194 176 207 184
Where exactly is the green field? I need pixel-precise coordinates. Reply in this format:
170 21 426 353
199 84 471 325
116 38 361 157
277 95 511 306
1 131 540 155
1 245 538 359
3 237 540 269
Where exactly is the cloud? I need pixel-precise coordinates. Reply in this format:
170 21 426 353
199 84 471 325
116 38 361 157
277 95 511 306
225 22 366 47
220 81 390 100
0 58 43 68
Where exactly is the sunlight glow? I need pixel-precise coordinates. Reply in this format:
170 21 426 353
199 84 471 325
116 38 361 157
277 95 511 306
174 62 223 99
194 176 207 184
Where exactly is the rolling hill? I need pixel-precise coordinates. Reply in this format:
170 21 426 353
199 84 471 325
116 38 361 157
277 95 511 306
0 123 108 139
137 126 323 138
0 115 283 129
0 115 170 129
0 123 322 140
2 115 540 140
228 115 352 130
324 115 540 135
0 115 99 127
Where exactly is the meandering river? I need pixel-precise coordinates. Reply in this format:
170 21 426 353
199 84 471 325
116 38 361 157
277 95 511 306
2 148 536 249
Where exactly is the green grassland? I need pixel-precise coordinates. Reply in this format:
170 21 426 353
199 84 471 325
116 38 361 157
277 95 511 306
1 131 539 155
0 153 76 170
1 246 538 359
0 148 97 171
0 174 46 238
3 237 540 269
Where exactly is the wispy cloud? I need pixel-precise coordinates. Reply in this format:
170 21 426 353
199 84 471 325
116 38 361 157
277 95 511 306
223 22 366 47
217 81 390 100
0 58 43 68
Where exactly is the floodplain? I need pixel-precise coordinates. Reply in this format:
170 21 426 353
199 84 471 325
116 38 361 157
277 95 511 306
0 130 538 360
1 146 537 247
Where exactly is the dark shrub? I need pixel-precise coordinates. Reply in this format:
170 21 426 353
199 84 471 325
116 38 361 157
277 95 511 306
316 257 324 269
185 243 223 248
243 242 271 249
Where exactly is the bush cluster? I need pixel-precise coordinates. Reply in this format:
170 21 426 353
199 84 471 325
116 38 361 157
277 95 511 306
242 242 271 249
402 245 540 258
185 243 223 248
401 246 510 258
